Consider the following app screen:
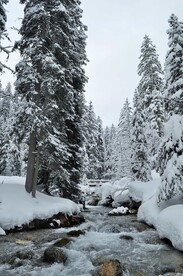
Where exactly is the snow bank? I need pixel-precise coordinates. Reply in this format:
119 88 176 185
128 179 161 203
156 205 183 251
101 177 130 199
0 178 80 231
137 195 161 228
134 178 183 251
112 189 130 207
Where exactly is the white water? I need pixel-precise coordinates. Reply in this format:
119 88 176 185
0 206 183 275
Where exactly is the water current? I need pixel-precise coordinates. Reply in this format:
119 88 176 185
0 206 183 275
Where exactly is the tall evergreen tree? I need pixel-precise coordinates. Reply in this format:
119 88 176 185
115 98 132 179
96 116 105 178
131 89 152 182
0 82 6 173
4 85 22 176
0 0 8 39
15 0 87 199
157 14 183 205
138 35 163 111
104 124 116 179
137 35 164 167
164 14 183 115
0 0 9 173
83 102 99 179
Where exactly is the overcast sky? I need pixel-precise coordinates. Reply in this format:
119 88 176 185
1 0 183 126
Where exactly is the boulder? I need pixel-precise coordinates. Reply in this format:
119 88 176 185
53 238 71 247
87 197 100 206
101 195 114 207
67 230 85 237
43 246 67 264
133 222 150 232
99 259 122 276
119 234 134 241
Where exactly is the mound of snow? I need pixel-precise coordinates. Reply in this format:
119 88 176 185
156 205 183 251
101 177 130 199
109 206 129 215
137 194 161 228
112 189 130 207
0 177 80 230
128 179 161 203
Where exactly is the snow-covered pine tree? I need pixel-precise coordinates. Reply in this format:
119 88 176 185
103 126 111 178
115 98 132 179
0 82 6 173
138 35 163 111
131 89 152 182
0 0 8 38
96 116 105 178
157 14 183 205
1 82 12 120
103 124 116 179
83 101 100 179
4 85 22 176
15 0 87 199
148 88 165 164
164 14 183 115
138 35 164 167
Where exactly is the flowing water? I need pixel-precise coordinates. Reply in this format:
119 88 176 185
0 206 183 275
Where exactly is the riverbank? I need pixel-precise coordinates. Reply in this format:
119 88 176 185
0 176 82 233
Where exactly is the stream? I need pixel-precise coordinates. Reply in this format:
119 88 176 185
0 206 183 276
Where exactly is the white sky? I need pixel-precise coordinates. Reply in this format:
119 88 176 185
1 0 183 126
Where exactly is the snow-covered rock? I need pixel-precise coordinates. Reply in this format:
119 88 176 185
112 189 130 208
109 206 129 215
156 205 183 251
0 177 80 231
128 179 161 204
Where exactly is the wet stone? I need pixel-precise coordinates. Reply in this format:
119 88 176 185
132 222 151 232
99 259 123 276
119 234 134 241
53 238 71 247
43 246 67 264
87 197 100 206
67 229 85 237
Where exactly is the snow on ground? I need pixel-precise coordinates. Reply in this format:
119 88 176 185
137 195 161 228
156 205 183 251
112 189 130 207
129 176 183 251
0 176 80 232
128 178 161 203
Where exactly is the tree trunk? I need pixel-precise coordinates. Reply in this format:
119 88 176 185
32 146 40 198
25 131 36 194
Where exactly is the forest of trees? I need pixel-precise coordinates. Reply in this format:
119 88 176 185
0 1 183 206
